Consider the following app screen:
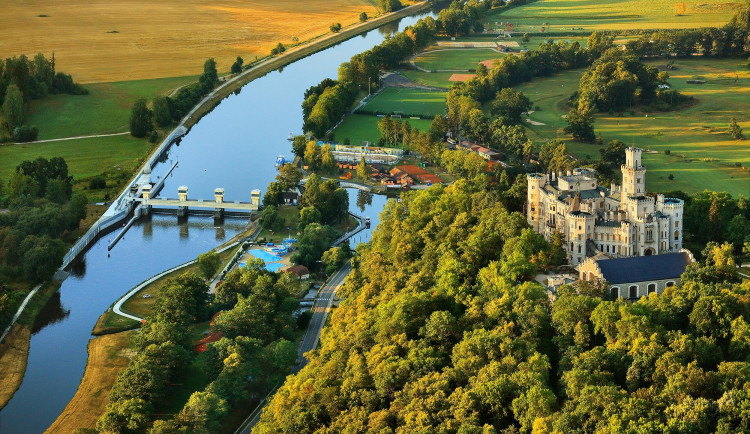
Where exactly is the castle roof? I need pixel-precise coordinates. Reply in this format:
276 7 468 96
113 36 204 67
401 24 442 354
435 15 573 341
594 251 693 285
595 220 622 228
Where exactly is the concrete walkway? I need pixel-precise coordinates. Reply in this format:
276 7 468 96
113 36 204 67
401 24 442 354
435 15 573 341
0 284 42 344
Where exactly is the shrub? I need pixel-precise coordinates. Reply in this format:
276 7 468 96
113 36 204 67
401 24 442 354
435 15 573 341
12 125 38 142
88 177 106 190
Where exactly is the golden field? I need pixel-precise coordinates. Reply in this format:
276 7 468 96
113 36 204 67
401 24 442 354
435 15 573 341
1 0 379 83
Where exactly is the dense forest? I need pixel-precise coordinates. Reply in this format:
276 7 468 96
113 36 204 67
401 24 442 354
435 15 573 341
253 172 749 433
0 157 88 331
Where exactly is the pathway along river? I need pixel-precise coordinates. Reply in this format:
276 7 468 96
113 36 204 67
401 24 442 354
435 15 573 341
0 12 433 433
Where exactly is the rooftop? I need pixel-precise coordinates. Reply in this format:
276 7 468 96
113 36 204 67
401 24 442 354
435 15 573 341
595 251 693 284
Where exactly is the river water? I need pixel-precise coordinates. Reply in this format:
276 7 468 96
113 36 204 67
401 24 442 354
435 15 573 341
0 12 430 433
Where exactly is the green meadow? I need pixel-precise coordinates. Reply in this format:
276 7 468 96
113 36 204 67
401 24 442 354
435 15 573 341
27 76 196 140
515 58 750 197
400 70 454 88
485 0 745 32
0 134 156 180
360 87 447 117
333 114 433 146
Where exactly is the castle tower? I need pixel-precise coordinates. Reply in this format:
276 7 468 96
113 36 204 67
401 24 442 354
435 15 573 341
621 147 646 200
526 173 546 232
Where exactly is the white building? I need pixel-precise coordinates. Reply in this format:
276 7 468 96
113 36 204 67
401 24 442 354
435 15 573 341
527 147 684 266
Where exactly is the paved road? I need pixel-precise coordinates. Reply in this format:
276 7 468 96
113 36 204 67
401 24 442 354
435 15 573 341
236 263 352 434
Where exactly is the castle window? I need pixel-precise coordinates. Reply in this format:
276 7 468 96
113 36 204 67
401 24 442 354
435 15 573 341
600 244 603 251
666 281 675 288
571 243 574 251
647 283 656 294
674 230 679 241
611 287 620 299
578 245 581 253
675 221 679 228
637 178 641 183
629 285 638 299
578 234 582 240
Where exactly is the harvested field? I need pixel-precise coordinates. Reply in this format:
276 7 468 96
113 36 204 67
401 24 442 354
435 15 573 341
449 74 477 82
0 325 31 411
1 0 378 83
46 332 135 433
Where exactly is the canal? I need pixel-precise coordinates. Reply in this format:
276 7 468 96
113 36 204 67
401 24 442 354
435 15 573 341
0 11 432 433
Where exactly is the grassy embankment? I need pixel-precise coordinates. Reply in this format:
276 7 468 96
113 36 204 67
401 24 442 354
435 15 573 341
515 58 750 196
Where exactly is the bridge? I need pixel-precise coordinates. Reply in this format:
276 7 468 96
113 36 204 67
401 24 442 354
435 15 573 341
134 185 261 218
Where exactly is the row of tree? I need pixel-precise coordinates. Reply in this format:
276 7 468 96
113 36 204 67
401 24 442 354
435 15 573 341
129 59 220 138
0 157 87 330
0 53 86 141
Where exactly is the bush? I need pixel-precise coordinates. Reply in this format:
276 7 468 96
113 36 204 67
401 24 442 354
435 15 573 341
88 177 106 190
359 12 368 22
12 125 38 142
330 23 342 33
664 149 670 155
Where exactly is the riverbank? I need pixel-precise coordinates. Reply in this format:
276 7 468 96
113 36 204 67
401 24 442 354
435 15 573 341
45 331 135 433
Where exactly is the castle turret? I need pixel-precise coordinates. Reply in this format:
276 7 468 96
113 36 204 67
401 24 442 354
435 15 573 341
621 147 646 201
657 195 685 250
567 201 594 266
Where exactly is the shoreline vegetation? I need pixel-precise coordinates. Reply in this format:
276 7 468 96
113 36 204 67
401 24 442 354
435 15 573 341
0 2 430 420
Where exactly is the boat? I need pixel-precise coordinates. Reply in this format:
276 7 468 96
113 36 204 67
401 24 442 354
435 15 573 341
275 155 286 167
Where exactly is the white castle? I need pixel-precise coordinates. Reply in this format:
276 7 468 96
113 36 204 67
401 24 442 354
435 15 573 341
527 147 684 266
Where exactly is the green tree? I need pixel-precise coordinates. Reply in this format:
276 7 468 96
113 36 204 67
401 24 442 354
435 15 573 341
200 58 219 89
198 251 221 280
299 206 321 231
291 135 307 157
304 141 322 170
2 84 26 133
729 118 744 139
564 101 596 142
263 181 284 207
231 56 244 74
96 398 153 433
129 98 153 138
260 205 282 232
152 96 172 127
322 246 347 274
176 391 229 433
330 23 342 33
522 33 530 43
276 163 302 191
321 143 336 170
491 88 532 125
360 12 368 22
356 157 370 181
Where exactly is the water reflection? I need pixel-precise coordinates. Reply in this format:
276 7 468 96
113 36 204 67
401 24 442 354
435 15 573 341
356 190 373 212
31 292 70 335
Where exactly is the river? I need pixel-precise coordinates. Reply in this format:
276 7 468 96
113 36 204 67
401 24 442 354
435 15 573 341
0 11 432 433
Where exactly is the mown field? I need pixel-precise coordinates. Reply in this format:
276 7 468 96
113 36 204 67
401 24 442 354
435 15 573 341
515 58 750 197
1 0 379 83
333 114 433 146
485 0 745 32
412 48 502 71
361 87 447 117
0 134 155 181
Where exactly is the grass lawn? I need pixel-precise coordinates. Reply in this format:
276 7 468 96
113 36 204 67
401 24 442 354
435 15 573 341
0 134 155 181
400 70 454 88
333 114 433 147
484 0 745 33
413 48 502 71
257 205 302 242
360 87 447 117
27 76 197 140
514 58 750 197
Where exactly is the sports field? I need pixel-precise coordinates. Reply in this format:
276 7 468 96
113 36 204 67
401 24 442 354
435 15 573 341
333 114 433 147
485 0 745 32
1 0 378 83
515 58 750 197
413 48 502 71
361 88 447 117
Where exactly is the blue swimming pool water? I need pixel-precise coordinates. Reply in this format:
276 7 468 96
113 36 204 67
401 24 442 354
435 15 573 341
248 249 282 262
265 263 285 272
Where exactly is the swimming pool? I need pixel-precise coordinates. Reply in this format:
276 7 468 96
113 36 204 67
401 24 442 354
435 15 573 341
248 249 282 262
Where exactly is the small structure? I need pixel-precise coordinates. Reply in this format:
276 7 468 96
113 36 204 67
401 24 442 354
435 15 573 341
251 189 261 207
286 264 310 280
579 249 695 299
283 191 299 205
214 188 225 204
